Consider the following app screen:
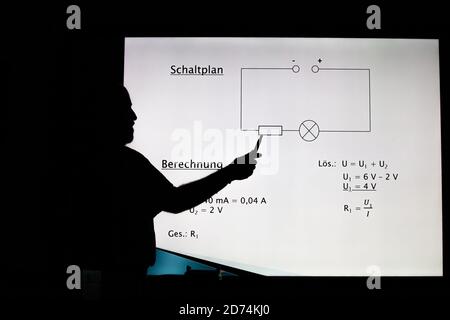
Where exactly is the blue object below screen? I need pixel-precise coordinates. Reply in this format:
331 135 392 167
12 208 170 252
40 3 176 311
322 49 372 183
147 249 236 277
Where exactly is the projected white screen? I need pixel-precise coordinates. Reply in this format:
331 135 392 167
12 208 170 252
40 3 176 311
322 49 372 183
124 38 442 276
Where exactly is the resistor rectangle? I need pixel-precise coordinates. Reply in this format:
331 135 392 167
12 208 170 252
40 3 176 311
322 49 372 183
258 125 283 136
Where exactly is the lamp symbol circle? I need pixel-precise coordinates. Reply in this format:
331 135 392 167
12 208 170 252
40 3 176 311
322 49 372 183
299 120 320 142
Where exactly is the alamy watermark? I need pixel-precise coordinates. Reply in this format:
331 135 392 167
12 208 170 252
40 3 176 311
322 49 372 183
366 265 381 290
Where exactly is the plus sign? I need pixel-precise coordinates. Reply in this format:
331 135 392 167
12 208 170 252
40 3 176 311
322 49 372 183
318 58 322 63
371 162 376 166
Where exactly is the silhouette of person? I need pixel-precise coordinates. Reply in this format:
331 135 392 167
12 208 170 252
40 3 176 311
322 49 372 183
65 84 260 299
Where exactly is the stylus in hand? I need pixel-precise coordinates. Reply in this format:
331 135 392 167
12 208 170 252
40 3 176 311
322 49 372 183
227 136 262 180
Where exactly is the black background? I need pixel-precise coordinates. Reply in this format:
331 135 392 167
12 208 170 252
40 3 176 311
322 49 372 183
1 1 448 311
